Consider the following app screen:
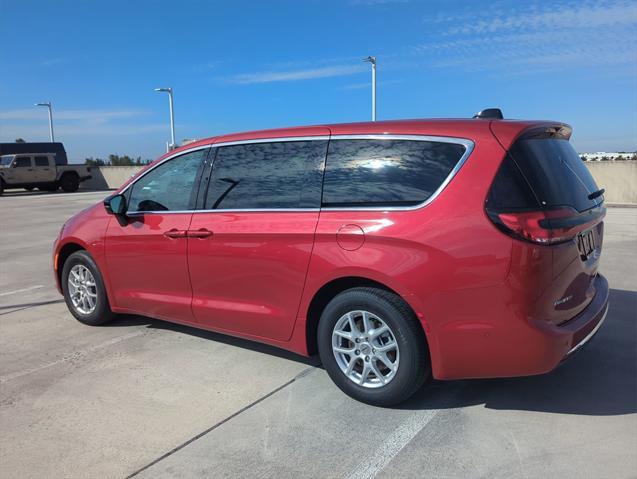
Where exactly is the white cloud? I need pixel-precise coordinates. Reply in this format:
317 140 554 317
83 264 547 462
443 0 637 35
0 123 166 139
229 64 368 84
0 109 147 122
0 109 161 145
414 0 637 73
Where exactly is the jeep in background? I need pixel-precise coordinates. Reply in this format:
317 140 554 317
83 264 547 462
0 153 92 195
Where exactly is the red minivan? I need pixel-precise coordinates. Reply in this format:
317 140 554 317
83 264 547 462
53 115 609 406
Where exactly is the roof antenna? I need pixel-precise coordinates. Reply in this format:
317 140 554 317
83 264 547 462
473 108 503 119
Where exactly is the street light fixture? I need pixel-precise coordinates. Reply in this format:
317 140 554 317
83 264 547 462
362 56 376 121
154 87 176 150
35 102 54 141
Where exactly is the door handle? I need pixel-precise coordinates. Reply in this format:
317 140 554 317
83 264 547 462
187 228 213 239
163 229 188 239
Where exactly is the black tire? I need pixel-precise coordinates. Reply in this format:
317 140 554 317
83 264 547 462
0 180 4 196
61 250 115 326
318 287 430 407
60 173 80 192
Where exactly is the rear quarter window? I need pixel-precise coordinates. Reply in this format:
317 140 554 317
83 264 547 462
322 139 467 207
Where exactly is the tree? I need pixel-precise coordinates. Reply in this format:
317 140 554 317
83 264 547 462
84 155 152 166
15 138 26 143
85 157 106 166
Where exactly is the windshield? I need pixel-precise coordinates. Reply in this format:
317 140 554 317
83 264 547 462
0 155 15 166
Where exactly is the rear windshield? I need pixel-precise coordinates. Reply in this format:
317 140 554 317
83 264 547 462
508 139 601 212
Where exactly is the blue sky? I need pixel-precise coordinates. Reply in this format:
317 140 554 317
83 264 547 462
1 0 636 162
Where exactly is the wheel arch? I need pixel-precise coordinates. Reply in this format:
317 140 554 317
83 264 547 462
56 242 86 285
305 276 428 356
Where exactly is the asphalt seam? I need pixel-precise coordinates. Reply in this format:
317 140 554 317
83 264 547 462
125 366 317 479
0 330 147 383
0 299 65 316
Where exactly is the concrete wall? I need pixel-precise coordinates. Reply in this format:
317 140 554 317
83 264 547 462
584 162 637 205
81 162 637 205
81 166 143 190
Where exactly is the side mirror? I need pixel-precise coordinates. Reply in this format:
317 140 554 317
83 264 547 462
104 193 127 216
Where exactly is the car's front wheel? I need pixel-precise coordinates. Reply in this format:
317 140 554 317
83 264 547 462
317 287 430 406
62 250 115 325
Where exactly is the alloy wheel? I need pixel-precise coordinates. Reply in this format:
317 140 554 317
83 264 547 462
332 310 400 388
68 264 98 314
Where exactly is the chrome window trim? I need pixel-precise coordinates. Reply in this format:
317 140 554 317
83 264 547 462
127 208 320 215
566 303 608 356
122 133 475 214
212 135 330 148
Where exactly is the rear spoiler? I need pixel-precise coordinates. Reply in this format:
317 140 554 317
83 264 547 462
490 121 573 150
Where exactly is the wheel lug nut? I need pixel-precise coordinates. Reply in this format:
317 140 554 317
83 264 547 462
355 350 360 355
365 356 370 362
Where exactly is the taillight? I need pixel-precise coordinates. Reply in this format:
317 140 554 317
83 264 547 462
487 207 583 245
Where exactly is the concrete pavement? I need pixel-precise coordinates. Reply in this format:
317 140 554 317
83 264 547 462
1 190 635 479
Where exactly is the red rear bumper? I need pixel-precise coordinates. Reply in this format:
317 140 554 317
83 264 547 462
505 273 609 375
432 274 609 380
557 274 609 359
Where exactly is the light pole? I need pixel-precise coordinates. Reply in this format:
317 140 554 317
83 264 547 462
35 102 54 141
363 56 376 121
154 87 176 150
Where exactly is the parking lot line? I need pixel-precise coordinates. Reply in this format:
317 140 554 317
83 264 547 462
0 330 145 383
0 285 44 297
345 409 440 479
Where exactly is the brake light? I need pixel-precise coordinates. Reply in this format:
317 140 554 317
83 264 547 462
488 207 581 245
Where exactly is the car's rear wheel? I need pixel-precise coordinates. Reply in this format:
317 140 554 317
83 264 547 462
62 250 115 325
318 287 430 406
0 180 4 196
60 174 80 192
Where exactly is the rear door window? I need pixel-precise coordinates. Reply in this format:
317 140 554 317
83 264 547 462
322 139 467 207
205 140 328 209
34 156 50 167
509 139 601 212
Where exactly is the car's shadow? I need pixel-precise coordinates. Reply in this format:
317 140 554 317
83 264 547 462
106 313 321 367
107 288 636 417
401 288 637 417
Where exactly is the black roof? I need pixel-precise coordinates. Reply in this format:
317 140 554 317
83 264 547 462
0 142 68 165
